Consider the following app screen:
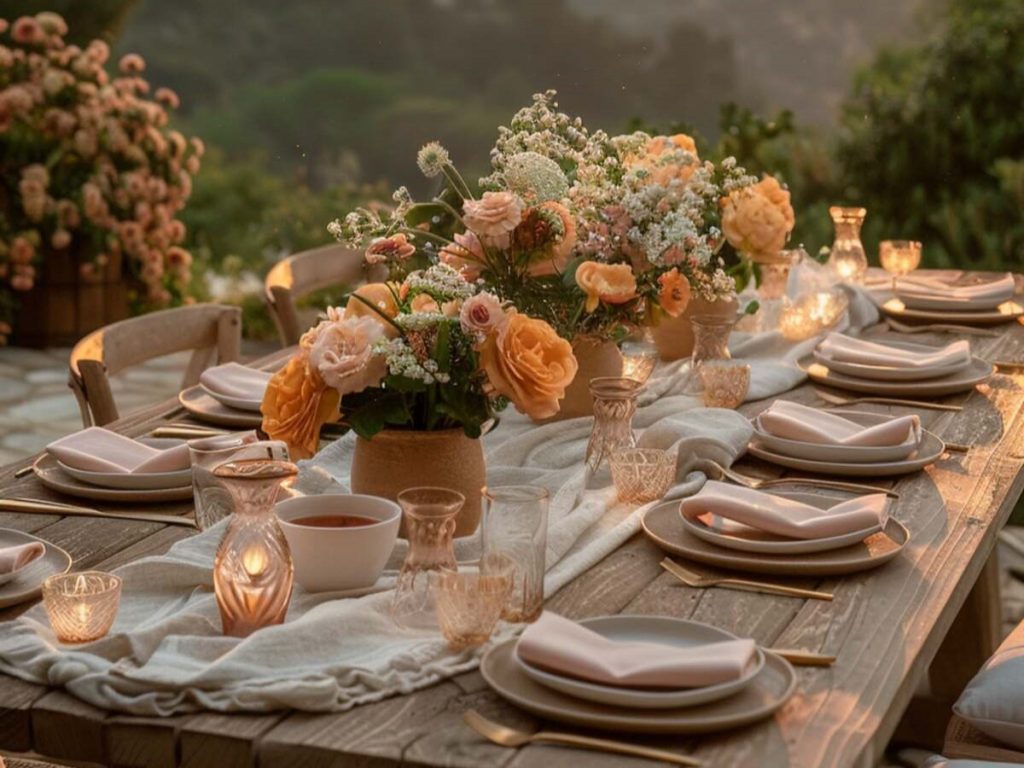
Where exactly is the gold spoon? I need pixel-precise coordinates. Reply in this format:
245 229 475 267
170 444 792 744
463 710 701 766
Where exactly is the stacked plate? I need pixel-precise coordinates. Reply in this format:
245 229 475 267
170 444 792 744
0 529 71 608
179 362 272 428
883 271 1022 325
481 615 796 734
804 333 993 398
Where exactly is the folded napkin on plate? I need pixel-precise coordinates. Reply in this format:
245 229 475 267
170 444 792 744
817 332 971 370
199 363 271 402
517 611 756 689
896 272 1015 306
757 401 920 448
680 480 889 540
0 542 44 575
47 427 190 474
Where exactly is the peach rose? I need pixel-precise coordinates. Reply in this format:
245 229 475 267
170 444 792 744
575 261 638 312
308 315 387 396
365 233 415 266
459 291 507 340
344 282 399 336
261 355 341 460
462 191 524 248
657 268 692 318
410 293 440 314
720 176 795 263
439 230 485 281
632 133 700 186
479 313 578 420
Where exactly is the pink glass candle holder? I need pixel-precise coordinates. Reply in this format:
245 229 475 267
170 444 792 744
434 558 514 650
609 448 676 503
699 361 751 409
42 571 122 643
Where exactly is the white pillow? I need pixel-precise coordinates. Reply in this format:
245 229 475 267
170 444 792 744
954 640 1024 752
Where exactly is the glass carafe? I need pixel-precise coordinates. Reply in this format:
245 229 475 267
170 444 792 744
212 458 297 638
391 487 462 628
687 314 737 395
585 377 642 473
827 206 868 284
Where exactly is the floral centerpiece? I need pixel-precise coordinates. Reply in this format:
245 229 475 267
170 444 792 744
260 263 574 533
330 91 759 408
0 13 202 345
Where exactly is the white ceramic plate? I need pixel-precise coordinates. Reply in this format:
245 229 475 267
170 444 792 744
481 617 796 734
32 455 193 502
748 425 944 477
680 508 882 555
199 385 263 413
54 437 192 490
812 340 970 382
0 529 72 608
179 386 264 428
751 410 921 464
881 298 1024 326
513 617 765 709
802 355 993 397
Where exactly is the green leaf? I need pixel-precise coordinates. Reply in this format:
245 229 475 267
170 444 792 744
348 393 410 439
433 321 451 373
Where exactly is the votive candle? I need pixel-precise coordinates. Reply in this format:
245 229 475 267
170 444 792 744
42 571 122 643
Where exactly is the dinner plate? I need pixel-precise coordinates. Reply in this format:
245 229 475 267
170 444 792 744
54 437 192 490
880 297 1024 326
748 424 944 477
752 410 921 464
802 355 993 397
812 340 970 381
513 616 765 710
32 455 193 502
0 529 72 608
200 385 264 413
641 495 909 576
482 631 795 734
179 386 264 428
681 510 882 555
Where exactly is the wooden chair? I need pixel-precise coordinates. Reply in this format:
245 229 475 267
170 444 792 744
264 243 366 346
68 303 242 427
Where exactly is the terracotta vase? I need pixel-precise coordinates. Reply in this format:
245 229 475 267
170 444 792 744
349 428 485 537
538 336 623 422
651 296 740 362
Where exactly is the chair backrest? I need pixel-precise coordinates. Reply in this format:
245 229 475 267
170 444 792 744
264 243 366 346
68 303 242 427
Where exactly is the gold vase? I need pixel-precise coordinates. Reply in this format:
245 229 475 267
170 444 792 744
651 296 739 362
349 428 485 537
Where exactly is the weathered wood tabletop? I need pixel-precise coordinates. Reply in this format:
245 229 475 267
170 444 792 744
1 324 1023 768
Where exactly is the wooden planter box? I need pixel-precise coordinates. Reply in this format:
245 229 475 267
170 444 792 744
11 247 129 348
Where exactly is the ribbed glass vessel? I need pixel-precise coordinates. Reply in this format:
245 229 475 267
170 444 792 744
585 376 642 473
212 458 297 638
827 206 868 284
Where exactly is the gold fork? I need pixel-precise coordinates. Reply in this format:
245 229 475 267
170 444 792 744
463 710 701 766
814 388 963 413
711 461 900 499
661 558 833 601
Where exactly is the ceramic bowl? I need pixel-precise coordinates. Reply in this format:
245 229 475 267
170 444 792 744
276 493 401 592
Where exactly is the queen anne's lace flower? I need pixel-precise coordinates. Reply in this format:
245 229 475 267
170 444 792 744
502 151 569 203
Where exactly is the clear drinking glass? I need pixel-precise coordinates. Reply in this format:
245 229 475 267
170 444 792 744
481 485 549 623
434 557 514 650
879 239 922 291
212 458 298 638
391 487 462 627
585 377 642 473
189 433 289 530
827 206 868 284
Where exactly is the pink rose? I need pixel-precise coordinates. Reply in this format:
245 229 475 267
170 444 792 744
439 231 485 280
459 292 507 340
462 191 524 248
309 315 388 396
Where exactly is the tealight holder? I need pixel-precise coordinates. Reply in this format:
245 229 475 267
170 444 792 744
434 558 514 650
609 448 676 504
620 330 658 384
780 289 849 342
699 360 751 409
42 571 122 643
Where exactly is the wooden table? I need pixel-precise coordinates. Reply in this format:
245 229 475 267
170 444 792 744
1 325 1024 768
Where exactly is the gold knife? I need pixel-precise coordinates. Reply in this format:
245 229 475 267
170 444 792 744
767 648 836 667
0 498 198 529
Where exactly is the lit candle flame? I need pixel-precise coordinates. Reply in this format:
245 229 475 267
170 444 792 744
242 545 269 578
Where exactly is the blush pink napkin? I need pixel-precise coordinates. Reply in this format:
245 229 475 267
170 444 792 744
680 480 889 540
817 332 971 370
896 272 1015 309
199 363 272 402
517 611 757 689
0 542 45 575
47 427 190 474
757 401 920 448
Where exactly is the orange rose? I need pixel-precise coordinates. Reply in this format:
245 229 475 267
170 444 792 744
657 268 692 318
575 261 638 312
344 283 399 336
261 355 341 460
479 313 578 420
